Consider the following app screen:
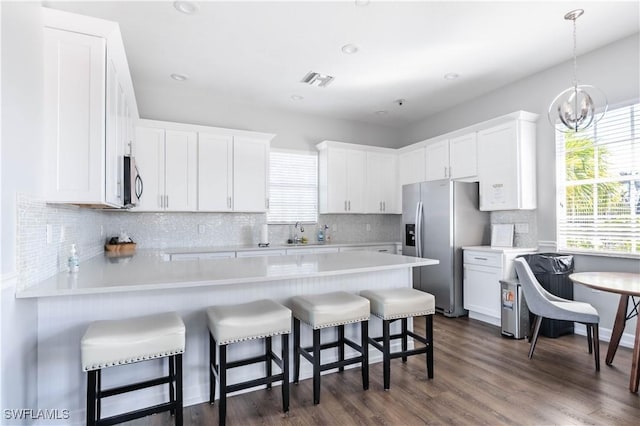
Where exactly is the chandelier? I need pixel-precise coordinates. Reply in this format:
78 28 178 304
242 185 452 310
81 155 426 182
548 9 607 132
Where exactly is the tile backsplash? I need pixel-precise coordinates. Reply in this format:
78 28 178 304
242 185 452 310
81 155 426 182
490 209 537 248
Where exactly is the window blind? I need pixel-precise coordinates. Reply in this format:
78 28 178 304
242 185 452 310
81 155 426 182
556 102 640 256
267 150 318 224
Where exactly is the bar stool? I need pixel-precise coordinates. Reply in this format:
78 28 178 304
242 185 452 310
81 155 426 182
81 312 185 426
291 291 370 405
360 288 435 390
207 299 291 426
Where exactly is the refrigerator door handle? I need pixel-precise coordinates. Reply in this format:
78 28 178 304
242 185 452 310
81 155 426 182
415 201 423 258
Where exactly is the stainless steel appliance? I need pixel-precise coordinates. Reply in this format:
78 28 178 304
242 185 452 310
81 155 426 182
123 155 143 208
500 279 529 339
402 180 490 317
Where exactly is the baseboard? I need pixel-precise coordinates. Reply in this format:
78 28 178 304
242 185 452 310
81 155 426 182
574 323 635 349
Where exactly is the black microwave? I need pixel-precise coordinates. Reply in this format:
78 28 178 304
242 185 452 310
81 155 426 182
123 156 143 208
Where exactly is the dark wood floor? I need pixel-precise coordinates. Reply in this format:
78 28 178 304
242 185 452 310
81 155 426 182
125 315 640 425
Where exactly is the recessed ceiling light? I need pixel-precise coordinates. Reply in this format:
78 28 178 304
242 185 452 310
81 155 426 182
341 44 359 54
444 73 460 80
291 95 304 101
375 110 388 116
170 73 188 81
173 1 198 15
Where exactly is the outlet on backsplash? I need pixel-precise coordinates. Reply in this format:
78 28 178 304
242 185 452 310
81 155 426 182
515 223 529 234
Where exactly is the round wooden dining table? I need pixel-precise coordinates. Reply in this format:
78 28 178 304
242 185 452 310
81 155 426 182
569 272 640 393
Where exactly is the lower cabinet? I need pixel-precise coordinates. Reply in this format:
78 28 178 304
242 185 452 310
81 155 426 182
170 252 235 261
463 247 536 326
236 250 286 257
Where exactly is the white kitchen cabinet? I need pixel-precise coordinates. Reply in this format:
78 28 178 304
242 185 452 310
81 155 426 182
463 247 536 326
233 136 270 212
366 151 398 213
286 247 340 255
398 145 426 186
133 127 197 211
43 9 138 208
425 133 477 181
44 27 109 205
339 245 396 253
477 119 537 211
198 133 233 211
318 142 366 213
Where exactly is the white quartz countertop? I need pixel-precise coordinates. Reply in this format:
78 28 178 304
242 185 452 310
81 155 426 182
17 250 437 298
163 241 400 255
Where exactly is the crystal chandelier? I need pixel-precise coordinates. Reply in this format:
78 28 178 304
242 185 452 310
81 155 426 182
548 9 607 132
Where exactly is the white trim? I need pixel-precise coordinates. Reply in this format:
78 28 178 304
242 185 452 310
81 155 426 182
574 323 635 349
1 272 18 290
270 147 318 156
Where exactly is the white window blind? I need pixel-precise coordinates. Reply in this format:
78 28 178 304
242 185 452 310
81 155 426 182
556 102 640 256
267 150 318 224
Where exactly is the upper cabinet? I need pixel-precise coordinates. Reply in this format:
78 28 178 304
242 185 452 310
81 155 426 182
133 128 197 211
477 115 537 211
136 120 273 212
366 150 399 213
398 145 426 186
425 133 477 181
43 8 138 208
318 143 366 213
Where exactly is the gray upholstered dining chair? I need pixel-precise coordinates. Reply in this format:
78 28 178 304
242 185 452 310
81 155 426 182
513 258 600 371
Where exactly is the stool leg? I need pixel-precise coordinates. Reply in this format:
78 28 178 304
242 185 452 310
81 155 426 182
175 354 183 426
293 318 300 384
426 315 434 379
338 324 345 373
282 333 290 413
266 336 273 390
361 320 369 391
169 355 175 416
86 370 97 426
312 328 321 405
219 344 227 426
382 319 391 390
209 333 217 404
96 369 101 421
401 318 408 363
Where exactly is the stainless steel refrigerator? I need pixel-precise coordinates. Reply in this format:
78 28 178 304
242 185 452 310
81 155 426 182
402 180 490 317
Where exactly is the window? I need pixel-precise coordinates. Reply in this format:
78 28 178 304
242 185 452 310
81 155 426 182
556 102 640 256
267 149 318 224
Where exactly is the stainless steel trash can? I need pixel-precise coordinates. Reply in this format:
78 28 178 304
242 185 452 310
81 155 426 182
500 279 529 339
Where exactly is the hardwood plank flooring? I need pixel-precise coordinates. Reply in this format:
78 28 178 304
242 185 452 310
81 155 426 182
124 315 639 425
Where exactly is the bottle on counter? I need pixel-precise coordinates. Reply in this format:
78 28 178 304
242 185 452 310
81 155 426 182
68 244 79 273
317 227 325 242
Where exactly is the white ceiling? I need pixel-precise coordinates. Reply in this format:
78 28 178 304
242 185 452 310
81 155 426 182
44 1 640 128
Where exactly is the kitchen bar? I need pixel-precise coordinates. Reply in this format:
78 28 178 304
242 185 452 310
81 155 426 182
20 251 437 423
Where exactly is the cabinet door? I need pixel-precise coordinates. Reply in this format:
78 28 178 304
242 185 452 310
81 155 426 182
134 127 165 210
198 133 232 211
463 264 501 319
425 139 449 181
478 123 518 211
346 149 366 212
366 152 397 213
165 130 198 211
449 133 477 179
398 147 426 186
44 28 107 204
233 136 269 212
322 148 348 213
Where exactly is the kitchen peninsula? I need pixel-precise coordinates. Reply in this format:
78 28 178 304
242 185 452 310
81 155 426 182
19 250 437 423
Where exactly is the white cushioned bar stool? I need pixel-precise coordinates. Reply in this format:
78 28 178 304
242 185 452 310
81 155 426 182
81 312 185 426
360 288 435 390
207 299 291 426
291 291 370 405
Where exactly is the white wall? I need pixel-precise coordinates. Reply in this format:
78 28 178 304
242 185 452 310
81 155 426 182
1 2 43 422
401 34 640 332
134 86 400 151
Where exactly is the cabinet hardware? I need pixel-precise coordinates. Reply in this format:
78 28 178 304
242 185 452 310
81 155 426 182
474 256 488 261
159 194 163 208
379 201 382 211
344 200 347 211
265 198 269 209
165 195 169 209
348 200 351 211
444 166 447 178
383 201 386 211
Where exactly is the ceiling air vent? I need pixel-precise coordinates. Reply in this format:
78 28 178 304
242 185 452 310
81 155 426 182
301 71 335 88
